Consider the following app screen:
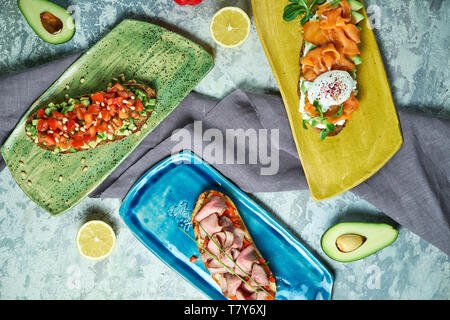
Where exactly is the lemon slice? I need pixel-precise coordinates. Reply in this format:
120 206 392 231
76 220 116 261
210 6 251 48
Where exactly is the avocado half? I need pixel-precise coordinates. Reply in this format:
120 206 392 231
321 222 398 263
18 0 75 44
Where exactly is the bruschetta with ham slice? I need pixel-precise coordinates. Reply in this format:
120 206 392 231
25 82 156 153
192 190 276 300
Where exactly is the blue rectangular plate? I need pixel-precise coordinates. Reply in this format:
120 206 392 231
119 151 334 300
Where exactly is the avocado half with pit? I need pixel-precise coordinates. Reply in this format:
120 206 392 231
18 0 75 44
321 222 398 262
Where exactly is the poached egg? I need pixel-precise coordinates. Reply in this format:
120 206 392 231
304 70 356 112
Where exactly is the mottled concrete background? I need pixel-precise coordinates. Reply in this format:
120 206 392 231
0 0 448 299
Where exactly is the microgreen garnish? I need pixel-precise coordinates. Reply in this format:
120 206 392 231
302 101 345 140
283 0 327 25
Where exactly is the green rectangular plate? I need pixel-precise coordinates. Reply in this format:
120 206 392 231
1 19 214 215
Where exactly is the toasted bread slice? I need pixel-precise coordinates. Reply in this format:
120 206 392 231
192 190 276 300
25 83 156 154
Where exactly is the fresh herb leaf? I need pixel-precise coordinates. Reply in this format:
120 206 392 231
313 100 324 118
326 121 335 132
283 0 323 25
302 119 309 130
300 12 314 26
302 99 341 140
336 104 344 117
320 128 330 140
310 119 319 127
283 4 305 21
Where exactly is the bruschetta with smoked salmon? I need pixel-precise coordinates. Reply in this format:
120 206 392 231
25 82 156 153
191 190 276 300
284 0 365 139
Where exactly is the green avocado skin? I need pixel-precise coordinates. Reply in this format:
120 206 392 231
321 222 398 263
18 0 75 44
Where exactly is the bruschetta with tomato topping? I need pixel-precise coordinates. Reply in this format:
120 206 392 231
25 82 156 153
192 190 276 300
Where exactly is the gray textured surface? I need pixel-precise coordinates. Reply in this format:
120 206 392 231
0 0 449 299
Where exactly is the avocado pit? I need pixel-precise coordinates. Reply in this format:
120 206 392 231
40 11 63 35
336 234 366 253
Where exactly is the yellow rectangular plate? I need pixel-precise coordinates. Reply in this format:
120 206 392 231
251 0 403 201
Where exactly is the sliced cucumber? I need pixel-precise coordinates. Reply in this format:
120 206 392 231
347 0 364 11
351 56 363 65
351 11 365 24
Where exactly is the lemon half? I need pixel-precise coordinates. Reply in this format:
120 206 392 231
76 220 116 261
210 6 251 48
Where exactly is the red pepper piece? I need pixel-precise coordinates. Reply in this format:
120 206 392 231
174 0 202 5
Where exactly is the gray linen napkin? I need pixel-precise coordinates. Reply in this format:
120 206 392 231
1 54 449 255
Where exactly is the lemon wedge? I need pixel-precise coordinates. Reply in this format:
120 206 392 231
76 220 116 261
210 6 251 48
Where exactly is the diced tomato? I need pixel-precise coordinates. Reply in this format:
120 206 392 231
111 83 124 92
105 92 116 99
75 106 85 120
66 111 77 120
88 104 101 114
72 132 84 141
88 126 97 139
118 90 128 98
100 109 111 121
43 134 56 146
38 108 45 119
118 108 129 119
83 134 92 145
108 104 117 117
47 118 59 131
56 141 69 149
84 112 93 128
96 120 108 133
70 139 84 148
66 119 76 133
112 118 123 128
130 111 140 119
52 111 64 120
37 119 49 132
106 126 115 135
113 97 124 107
134 98 144 112
91 92 105 104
